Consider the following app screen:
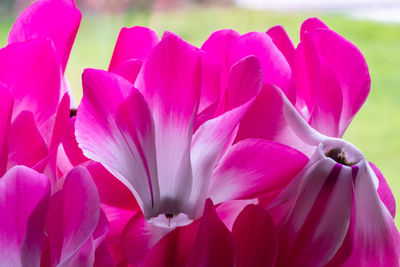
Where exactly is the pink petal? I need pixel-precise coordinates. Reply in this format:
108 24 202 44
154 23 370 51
300 17 328 41
370 161 396 218
267 25 296 71
215 55 263 115
113 59 143 84
76 69 132 186
8 111 48 170
142 219 201 267
201 29 240 90
308 62 343 137
47 166 100 266
235 84 322 157
0 166 50 266
62 117 88 167
306 28 370 136
115 89 159 216
199 54 221 112
121 212 172 265
276 161 354 266
228 32 295 104
134 34 202 209
216 199 258 231
8 0 81 72
87 161 139 211
0 40 61 134
186 199 235 267
48 93 70 151
343 162 400 266
0 83 13 177
232 205 278 267
108 26 159 71
189 56 262 217
209 139 308 204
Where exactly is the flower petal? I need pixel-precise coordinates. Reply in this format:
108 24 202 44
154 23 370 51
232 205 278 267
8 0 81 72
228 32 295 104
267 25 296 71
8 111 48 170
209 139 308 204
275 159 354 266
113 59 143 84
0 40 61 134
186 199 235 267
300 17 328 41
134 34 202 211
121 212 172 265
0 166 50 266
108 26 159 71
46 166 100 266
342 162 400 266
142 219 201 267
0 83 13 177
201 29 240 91
305 28 370 136
369 161 396 218
189 56 262 217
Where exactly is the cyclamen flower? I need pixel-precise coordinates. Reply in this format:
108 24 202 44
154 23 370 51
200 17 399 264
75 32 308 263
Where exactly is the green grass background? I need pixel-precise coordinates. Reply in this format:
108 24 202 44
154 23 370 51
1 7 399 226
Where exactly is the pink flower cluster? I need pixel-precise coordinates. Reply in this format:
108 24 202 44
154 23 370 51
0 0 399 266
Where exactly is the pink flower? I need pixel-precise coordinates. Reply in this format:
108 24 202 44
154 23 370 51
203 17 399 265
75 32 308 264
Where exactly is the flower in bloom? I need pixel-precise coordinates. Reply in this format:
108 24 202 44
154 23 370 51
75 31 308 264
197 17 399 265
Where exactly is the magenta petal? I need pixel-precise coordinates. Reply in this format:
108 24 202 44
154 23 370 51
201 29 240 89
121 212 172 265
48 93 70 150
228 32 295 103
87 162 139 211
189 56 262 216
308 63 343 137
109 26 159 71
0 166 50 266
300 17 328 41
135 34 202 207
114 89 159 215
76 68 132 170
113 59 143 84
370 162 396 218
307 28 370 135
276 161 354 266
209 139 308 204
142 219 201 267
47 166 100 266
62 117 88 167
232 205 278 267
186 199 235 267
60 166 100 264
0 83 13 176
343 162 400 266
8 111 48 169
8 0 81 72
0 40 61 133
215 55 262 115
267 25 296 71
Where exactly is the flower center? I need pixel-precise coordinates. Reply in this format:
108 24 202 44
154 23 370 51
325 148 355 166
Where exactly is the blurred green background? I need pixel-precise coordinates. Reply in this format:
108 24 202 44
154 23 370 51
0 5 399 226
